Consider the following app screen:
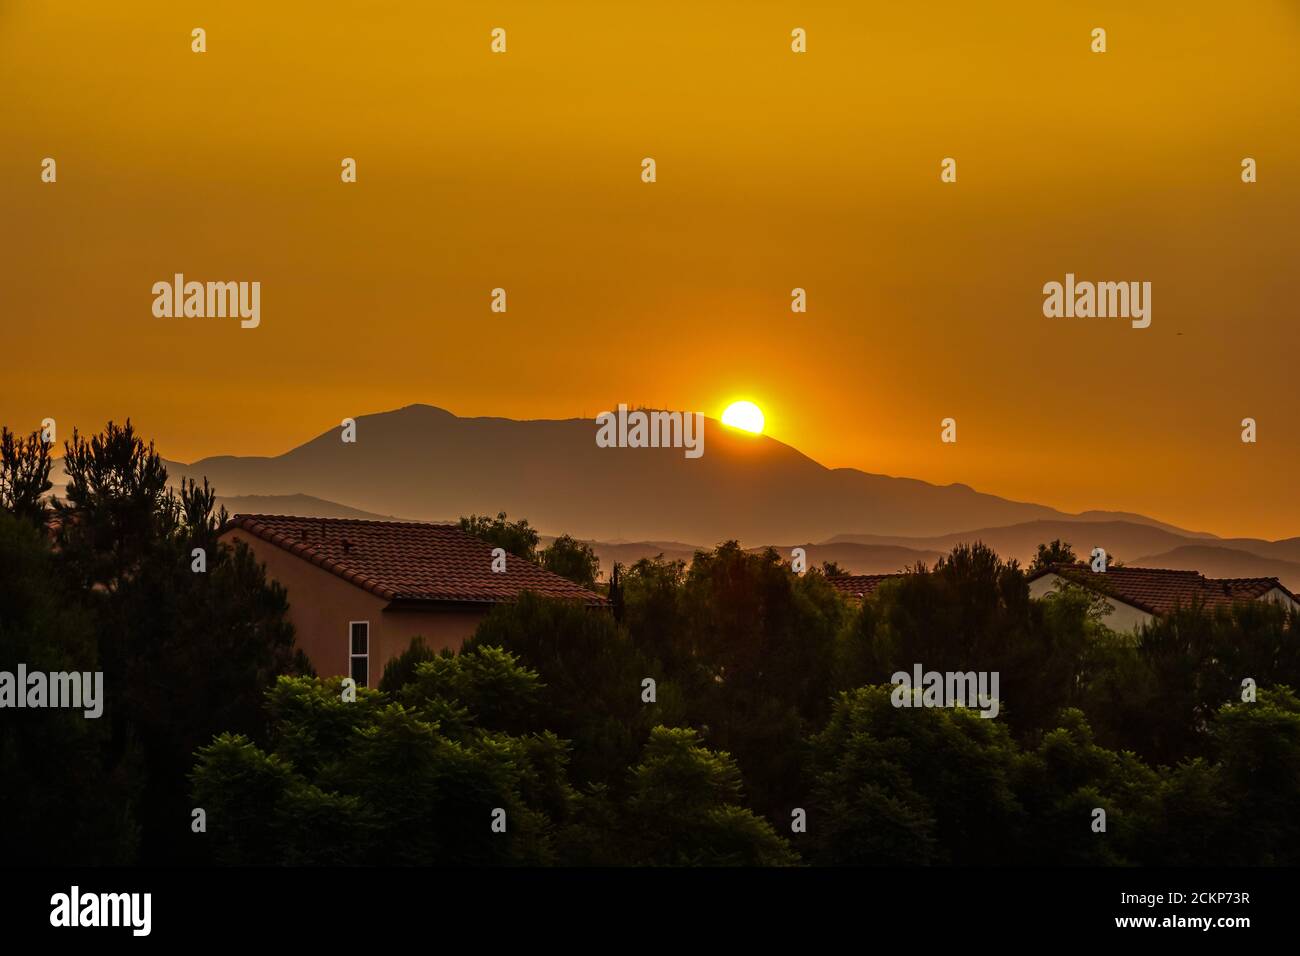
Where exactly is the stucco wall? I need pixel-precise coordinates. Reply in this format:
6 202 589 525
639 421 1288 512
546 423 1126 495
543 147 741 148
220 530 491 683
376 606 488 670
1028 572 1154 632
1262 587 1300 613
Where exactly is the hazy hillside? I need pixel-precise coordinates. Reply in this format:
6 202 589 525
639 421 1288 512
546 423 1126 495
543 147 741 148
215 494 409 522
560 539 703 573
1210 537 1300 565
566 534 1300 585
52 406 1300 579
576 540 943 578
1131 545 1300 591
756 542 944 574
169 404 1148 544
826 519 1221 567
48 460 408 524
45 405 1300 585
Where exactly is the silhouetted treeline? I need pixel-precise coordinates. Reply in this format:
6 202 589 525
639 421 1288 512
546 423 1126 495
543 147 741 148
1 422 309 865
3 421 1299 865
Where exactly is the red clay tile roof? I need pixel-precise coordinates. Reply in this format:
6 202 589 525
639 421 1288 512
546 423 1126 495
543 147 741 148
1028 564 1294 615
222 514 606 607
827 573 905 600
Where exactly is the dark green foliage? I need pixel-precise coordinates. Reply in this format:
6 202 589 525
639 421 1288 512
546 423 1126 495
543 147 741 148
610 545 851 821
458 511 540 562
54 421 174 593
1076 599 1300 765
540 534 600 588
841 545 1099 735
192 657 574 865
1012 709 1159 865
0 510 139 863
179 531 1300 867
620 554 688 668
458 515 600 589
399 645 545 736
9 413 1300 868
677 543 842 707
810 685 1024 864
1028 538 1077 573
26 419 308 864
463 592 675 786
560 727 799 866
616 726 798 865
0 426 54 529
1204 686 1300 863
378 636 437 694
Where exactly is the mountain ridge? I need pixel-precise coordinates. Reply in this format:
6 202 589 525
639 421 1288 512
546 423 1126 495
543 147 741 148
169 404 1199 545
45 405 1300 586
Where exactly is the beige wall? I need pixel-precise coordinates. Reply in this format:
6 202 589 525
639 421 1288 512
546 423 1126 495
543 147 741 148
1262 587 1300 613
376 606 487 673
220 530 491 684
1028 573 1154 633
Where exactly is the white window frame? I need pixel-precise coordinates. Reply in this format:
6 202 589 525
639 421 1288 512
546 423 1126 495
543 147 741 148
349 620 370 687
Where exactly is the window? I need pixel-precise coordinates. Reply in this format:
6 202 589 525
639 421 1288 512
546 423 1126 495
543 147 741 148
349 621 369 686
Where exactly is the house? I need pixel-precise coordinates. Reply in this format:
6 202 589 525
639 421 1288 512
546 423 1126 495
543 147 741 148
826 573 905 601
218 514 606 685
828 565 1299 633
1026 564 1300 632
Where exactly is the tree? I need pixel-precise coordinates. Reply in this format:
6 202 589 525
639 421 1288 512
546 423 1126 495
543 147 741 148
540 534 600 588
1029 538 1077 573
0 510 139 863
620 554 688 669
821 560 846 577
1107 602 1300 765
565 727 799 866
378 636 437 693
809 685 1024 865
398 644 545 737
668 542 847 818
177 475 226 554
1041 577 1115 623
0 426 54 528
679 542 844 715
192 658 576 865
1013 708 1159 865
853 544 1099 736
464 593 674 787
48 419 308 863
54 420 172 593
1204 686 1300 863
458 512 539 562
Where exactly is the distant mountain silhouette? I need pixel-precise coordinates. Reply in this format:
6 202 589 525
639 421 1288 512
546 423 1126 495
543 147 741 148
573 539 944 577
560 539 703 572
1131 545 1300 591
164 404 1221 545
214 494 408 522
759 542 945 574
825 519 1221 567
1206 536 1300 565
48 463 411 524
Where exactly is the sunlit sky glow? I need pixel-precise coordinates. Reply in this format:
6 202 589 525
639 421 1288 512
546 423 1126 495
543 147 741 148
3 2 1299 538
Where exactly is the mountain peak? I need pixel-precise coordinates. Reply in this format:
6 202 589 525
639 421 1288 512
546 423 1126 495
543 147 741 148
171 404 1075 542
382 403 456 418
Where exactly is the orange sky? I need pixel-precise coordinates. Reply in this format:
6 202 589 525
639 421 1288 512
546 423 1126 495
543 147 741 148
3 1 1298 539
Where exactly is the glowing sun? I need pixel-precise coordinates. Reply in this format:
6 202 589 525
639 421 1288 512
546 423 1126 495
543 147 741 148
721 401 765 435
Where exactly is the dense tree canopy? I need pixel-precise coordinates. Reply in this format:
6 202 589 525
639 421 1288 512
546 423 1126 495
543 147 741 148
0 426 53 529
458 511 540 563
6 417 1300 866
2 420 309 864
540 534 600 589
